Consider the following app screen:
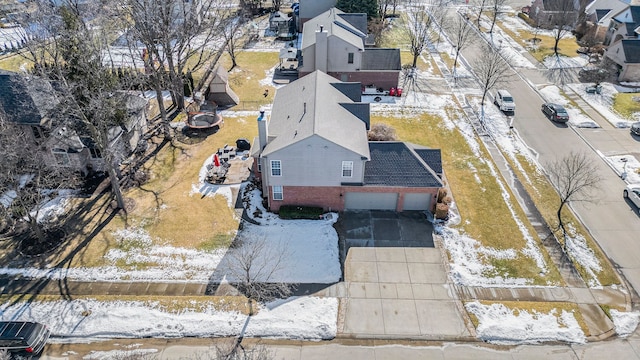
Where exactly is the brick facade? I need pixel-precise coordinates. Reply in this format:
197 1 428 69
267 185 439 212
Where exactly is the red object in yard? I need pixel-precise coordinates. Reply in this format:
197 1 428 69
396 88 403 97
213 153 220 167
389 87 396 96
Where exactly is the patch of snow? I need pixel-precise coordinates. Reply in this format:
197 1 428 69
539 85 599 128
610 310 640 337
542 55 587 69
567 83 636 128
0 296 338 342
465 301 586 344
84 349 158 360
605 154 640 184
564 225 602 288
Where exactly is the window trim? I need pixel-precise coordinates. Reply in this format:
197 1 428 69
270 160 282 176
273 185 283 200
342 161 353 177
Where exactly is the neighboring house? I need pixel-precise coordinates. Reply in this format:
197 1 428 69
251 70 443 213
583 0 629 42
298 8 401 90
298 0 337 29
0 70 149 175
529 0 580 29
603 5 640 80
269 10 296 39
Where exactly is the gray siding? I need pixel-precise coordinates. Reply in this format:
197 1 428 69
263 135 365 187
327 38 361 72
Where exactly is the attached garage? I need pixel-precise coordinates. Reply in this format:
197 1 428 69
345 192 398 210
403 193 432 211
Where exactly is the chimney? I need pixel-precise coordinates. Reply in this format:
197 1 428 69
315 25 328 73
257 110 268 151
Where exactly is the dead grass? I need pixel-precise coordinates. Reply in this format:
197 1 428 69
0 53 32 71
218 51 280 110
507 154 619 286
497 17 580 62
466 300 590 336
371 107 562 284
613 93 640 120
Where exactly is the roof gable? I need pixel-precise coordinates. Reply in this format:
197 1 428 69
301 7 365 51
262 70 370 159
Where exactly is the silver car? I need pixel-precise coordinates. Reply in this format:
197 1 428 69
624 184 640 211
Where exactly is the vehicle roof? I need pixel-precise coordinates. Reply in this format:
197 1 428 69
0 322 41 340
497 89 512 95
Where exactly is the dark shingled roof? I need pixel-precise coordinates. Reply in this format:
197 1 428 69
337 13 368 34
340 103 370 129
414 148 443 175
0 70 56 126
622 40 640 63
331 82 362 102
364 142 443 188
361 48 401 71
595 9 611 22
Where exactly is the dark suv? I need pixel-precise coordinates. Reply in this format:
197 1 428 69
0 322 50 356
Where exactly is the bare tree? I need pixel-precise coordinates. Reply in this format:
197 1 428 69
547 0 578 55
488 0 507 35
0 112 76 251
471 44 513 121
14 2 132 211
447 12 474 78
473 0 489 29
123 0 233 137
225 236 294 316
405 0 435 68
546 151 601 239
213 339 273 360
223 18 245 71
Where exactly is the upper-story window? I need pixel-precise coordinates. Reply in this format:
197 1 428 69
271 160 282 176
348 52 354 64
342 161 353 177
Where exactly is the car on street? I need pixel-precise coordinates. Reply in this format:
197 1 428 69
624 184 640 211
631 121 640 136
494 89 515 113
0 321 50 356
541 103 570 123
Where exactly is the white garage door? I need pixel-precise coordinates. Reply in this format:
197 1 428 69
403 193 432 211
345 192 398 210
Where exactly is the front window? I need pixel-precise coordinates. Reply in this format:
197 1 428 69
271 160 281 176
52 148 70 165
342 161 353 177
273 185 283 200
348 52 354 64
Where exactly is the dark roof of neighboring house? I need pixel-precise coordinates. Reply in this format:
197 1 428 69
0 70 57 126
337 13 368 34
622 39 640 63
620 6 640 34
364 142 443 188
596 8 612 21
340 103 370 129
361 48 401 71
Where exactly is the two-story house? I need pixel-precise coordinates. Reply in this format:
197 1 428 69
583 0 629 42
0 70 149 176
603 5 640 81
251 70 443 213
298 8 401 91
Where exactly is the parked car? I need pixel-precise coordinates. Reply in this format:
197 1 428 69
494 89 515 113
631 121 640 136
541 103 569 122
624 184 640 211
0 321 50 356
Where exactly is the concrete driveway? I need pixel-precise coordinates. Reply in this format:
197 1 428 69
335 211 472 340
